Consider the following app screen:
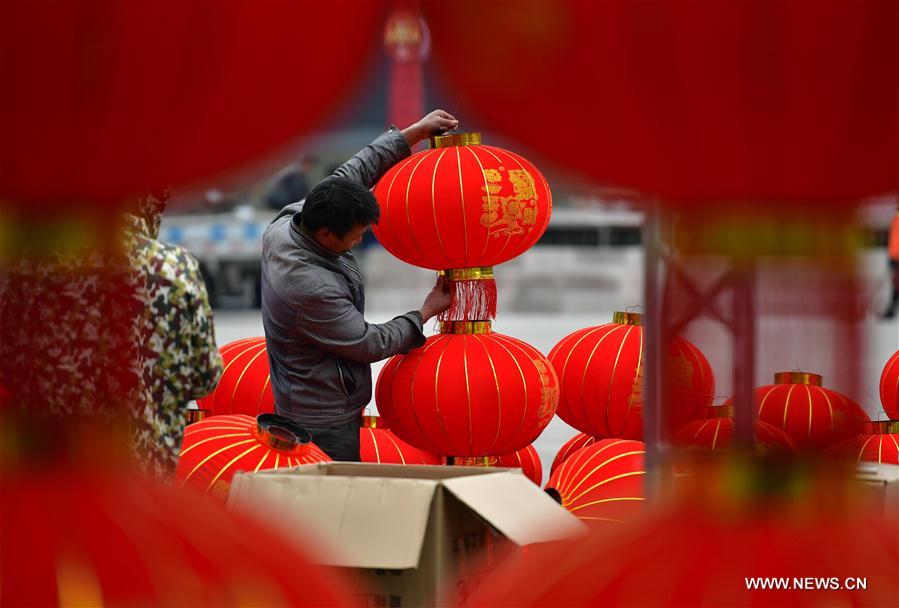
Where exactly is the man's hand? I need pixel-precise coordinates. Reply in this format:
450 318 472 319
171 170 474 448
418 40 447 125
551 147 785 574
418 275 452 322
402 110 459 147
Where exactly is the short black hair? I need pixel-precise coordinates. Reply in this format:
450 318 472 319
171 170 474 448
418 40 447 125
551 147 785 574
300 176 380 238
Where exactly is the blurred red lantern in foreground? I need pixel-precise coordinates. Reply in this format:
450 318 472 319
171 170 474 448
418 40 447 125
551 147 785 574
423 1 897 209
376 323 558 457
175 414 330 500
359 415 440 465
549 432 601 477
548 312 714 439
673 405 799 455
544 439 645 527
0 1 387 213
825 421 899 465
755 372 869 452
0 468 350 606
455 444 543 485
880 350 899 420
372 133 551 320
196 337 275 417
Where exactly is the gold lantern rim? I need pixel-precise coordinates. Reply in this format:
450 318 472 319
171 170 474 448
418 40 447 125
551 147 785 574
430 132 482 149
438 266 495 281
773 371 822 386
865 420 899 435
438 320 493 335
612 311 643 326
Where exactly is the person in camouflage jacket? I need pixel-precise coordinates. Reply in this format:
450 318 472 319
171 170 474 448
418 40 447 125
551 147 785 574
125 193 223 478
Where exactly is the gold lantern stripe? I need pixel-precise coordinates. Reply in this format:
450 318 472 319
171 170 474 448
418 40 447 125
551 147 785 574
569 496 645 513
205 443 264 493
463 335 474 454
181 438 257 485
474 333 504 452
218 343 266 413
577 516 624 523
820 387 836 434
432 337 458 450
463 145 495 260
380 430 408 464
620 326 643 432
564 457 646 506
179 433 248 457
455 146 469 260
257 375 272 414
574 326 625 430
556 439 631 496
382 154 418 256
184 425 247 436
365 427 382 463
403 150 437 263
889 435 899 463
487 334 533 454
804 385 815 441
219 337 259 356
430 148 451 261
230 345 268 405
604 326 636 438
779 385 799 432
394 342 441 454
854 435 877 463
253 450 271 473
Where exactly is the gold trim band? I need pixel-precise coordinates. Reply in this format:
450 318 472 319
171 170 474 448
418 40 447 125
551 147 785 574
708 405 734 418
439 321 493 335
773 372 822 386
866 421 899 435
362 415 382 429
612 311 643 326
430 132 482 149
438 266 494 281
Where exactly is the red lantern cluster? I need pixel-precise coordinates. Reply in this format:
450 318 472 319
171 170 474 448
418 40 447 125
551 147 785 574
548 312 715 439
176 414 330 500
377 327 557 457
196 338 275 417
455 444 543 485
754 372 869 451
544 439 645 526
360 415 440 465
880 350 899 420
673 405 799 455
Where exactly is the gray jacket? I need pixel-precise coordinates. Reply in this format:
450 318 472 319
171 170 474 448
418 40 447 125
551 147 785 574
261 128 426 427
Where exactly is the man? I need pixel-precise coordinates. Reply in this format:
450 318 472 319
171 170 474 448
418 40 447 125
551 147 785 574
261 110 456 461
125 191 223 478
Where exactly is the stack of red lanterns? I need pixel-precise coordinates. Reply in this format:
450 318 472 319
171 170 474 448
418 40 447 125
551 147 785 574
373 133 559 467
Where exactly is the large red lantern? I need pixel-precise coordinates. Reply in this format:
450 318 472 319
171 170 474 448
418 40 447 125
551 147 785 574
176 414 330 500
549 432 601 477
544 439 645 526
673 405 799 455
376 322 558 457
196 337 275 417
825 421 899 465
0 1 387 213
880 350 899 420
1 467 351 606
360 415 440 465
372 133 551 320
548 312 715 439
455 444 543 485
755 372 869 452
423 1 897 209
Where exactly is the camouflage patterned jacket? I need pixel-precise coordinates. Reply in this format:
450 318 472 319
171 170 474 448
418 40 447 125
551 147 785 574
125 210 223 478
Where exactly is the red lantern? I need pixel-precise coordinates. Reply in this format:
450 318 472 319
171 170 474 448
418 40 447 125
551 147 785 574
360 415 441 465
175 414 330 500
455 444 543 485
549 432 601 477
423 1 897 209
880 350 899 420
372 133 551 320
1 468 351 606
825 421 899 465
196 337 275 417
0 1 387 213
544 439 645 527
755 372 869 451
548 312 715 439
673 405 799 455
376 322 558 457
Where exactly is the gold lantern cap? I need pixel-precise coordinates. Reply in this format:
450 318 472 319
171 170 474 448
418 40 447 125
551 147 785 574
707 404 734 418
866 420 899 435
362 415 384 429
773 371 822 386
430 132 481 149
438 320 493 335
438 266 494 281
612 311 643 326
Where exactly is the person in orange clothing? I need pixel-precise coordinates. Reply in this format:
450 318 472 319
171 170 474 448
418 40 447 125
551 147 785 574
882 204 899 319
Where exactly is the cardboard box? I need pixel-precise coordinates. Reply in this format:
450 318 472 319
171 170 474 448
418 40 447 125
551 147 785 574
853 462 899 515
227 463 586 607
